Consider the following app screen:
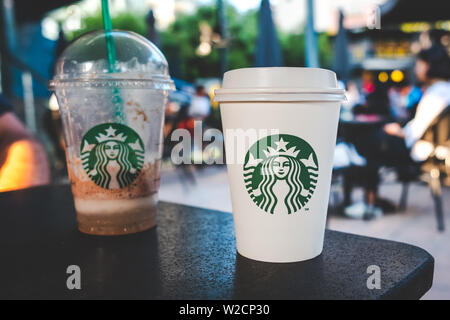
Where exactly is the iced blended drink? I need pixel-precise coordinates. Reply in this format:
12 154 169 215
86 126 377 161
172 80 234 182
215 67 345 262
50 30 174 235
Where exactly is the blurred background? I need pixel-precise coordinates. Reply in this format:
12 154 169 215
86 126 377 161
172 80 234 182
0 0 449 299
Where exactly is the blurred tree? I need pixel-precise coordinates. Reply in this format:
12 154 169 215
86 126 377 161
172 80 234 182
227 9 258 71
281 33 306 67
318 32 333 68
61 5 333 81
161 6 221 81
64 11 148 41
160 5 332 81
281 32 332 68
160 6 260 81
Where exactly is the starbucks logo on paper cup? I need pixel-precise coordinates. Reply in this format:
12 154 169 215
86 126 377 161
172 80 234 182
80 123 144 189
243 134 318 214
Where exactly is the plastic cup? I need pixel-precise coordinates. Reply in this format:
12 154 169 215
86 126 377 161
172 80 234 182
49 31 174 235
214 67 345 262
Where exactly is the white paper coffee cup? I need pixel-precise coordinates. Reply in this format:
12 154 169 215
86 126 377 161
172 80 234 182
215 67 345 263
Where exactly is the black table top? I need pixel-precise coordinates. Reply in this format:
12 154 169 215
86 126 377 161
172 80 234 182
0 185 434 300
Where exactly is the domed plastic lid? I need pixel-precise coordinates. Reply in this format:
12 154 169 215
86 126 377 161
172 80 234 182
49 30 174 90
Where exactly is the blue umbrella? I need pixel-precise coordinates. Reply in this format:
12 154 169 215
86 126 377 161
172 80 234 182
332 10 350 84
254 0 283 67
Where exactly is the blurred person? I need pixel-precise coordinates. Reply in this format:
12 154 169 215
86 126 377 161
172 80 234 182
0 95 50 192
344 81 363 108
188 85 211 121
384 45 450 161
401 84 422 119
346 44 450 218
354 82 390 116
361 71 375 96
185 85 212 165
340 81 361 120
388 73 423 122
353 71 390 117
388 85 407 120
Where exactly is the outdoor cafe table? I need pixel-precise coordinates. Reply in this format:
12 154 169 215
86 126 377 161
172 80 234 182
0 185 434 300
338 114 389 141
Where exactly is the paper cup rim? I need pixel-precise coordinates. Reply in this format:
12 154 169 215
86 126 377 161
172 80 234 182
214 87 346 102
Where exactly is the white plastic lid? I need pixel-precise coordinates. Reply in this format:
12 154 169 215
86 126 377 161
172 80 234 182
49 30 174 90
214 67 346 102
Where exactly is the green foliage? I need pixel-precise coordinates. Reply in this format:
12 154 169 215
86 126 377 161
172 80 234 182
159 4 333 81
318 32 333 68
65 5 333 81
160 6 259 81
66 11 147 41
281 32 332 68
226 8 258 70
161 6 222 81
281 33 306 66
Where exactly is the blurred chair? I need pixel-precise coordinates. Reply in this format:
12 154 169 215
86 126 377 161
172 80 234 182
398 105 450 232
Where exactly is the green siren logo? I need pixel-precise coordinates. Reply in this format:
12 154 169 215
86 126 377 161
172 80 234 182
80 123 144 189
243 134 318 214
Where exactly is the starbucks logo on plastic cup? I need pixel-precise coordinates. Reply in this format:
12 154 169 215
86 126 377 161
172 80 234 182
243 134 319 214
80 123 144 189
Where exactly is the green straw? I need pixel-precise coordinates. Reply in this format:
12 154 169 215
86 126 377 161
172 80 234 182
100 0 123 121
101 0 117 73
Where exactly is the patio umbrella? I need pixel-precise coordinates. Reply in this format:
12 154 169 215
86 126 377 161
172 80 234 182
254 0 283 67
146 9 160 48
332 10 350 84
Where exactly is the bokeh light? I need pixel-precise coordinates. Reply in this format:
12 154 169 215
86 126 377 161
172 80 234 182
391 69 404 82
378 72 388 83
